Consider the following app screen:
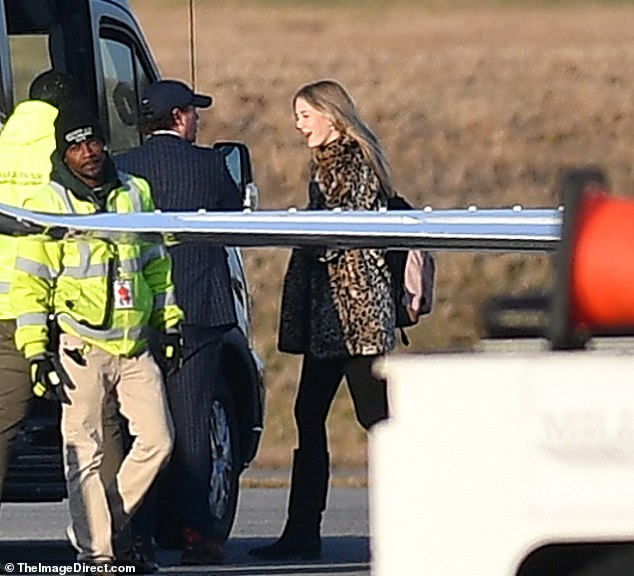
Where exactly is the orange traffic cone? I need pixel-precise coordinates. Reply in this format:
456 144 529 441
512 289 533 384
571 194 634 328
550 168 634 349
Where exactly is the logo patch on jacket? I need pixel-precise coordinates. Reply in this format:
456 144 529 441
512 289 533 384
114 279 134 309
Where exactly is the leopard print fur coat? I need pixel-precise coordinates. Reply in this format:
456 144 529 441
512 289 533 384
278 136 396 358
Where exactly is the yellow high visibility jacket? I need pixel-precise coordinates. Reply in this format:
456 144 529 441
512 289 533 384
0 100 59 319
11 171 184 359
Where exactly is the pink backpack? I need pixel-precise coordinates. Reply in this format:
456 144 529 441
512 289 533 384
386 193 436 344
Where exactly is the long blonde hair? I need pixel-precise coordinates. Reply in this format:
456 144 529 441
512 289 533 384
292 79 396 198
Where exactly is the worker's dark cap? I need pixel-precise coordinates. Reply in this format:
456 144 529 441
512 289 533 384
29 69 77 108
55 104 105 157
140 79 212 119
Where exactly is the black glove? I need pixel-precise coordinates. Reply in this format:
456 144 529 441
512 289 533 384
29 352 73 404
159 328 183 377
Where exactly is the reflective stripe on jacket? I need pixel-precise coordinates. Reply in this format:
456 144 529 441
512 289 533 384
0 100 59 319
11 171 183 358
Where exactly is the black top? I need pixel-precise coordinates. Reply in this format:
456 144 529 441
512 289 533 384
115 133 241 329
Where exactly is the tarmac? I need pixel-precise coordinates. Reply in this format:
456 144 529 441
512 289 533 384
241 466 368 488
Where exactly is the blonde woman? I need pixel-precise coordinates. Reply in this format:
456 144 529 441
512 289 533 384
250 80 396 560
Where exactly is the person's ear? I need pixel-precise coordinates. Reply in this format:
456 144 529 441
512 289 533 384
171 107 191 139
171 107 184 129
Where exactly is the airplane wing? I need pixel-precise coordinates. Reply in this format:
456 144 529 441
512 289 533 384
0 202 561 252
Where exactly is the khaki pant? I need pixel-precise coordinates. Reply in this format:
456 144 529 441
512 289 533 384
59 333 173 563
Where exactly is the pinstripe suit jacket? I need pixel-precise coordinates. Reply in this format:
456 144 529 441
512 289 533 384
115 133 241 329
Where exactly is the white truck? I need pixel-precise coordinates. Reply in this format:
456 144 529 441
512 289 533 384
371 342 634 576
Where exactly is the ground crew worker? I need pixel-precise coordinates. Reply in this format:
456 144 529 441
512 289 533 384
0 70 76 500
10 105 183 566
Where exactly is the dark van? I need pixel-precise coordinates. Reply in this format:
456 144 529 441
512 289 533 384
0 0 264 544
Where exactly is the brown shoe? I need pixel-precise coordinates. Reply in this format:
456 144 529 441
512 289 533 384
181 526 225 566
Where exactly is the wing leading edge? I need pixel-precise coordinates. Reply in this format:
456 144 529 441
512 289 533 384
0 202 561 252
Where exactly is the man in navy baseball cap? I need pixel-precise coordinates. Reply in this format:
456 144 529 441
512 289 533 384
116 76 241 566
140 79 212 120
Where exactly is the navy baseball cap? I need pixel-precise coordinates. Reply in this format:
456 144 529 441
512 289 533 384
140 79 212 118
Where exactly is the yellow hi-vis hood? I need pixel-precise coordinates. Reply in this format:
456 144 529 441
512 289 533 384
0 100 59 319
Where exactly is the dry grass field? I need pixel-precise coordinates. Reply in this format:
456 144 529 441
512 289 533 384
130 0 634 470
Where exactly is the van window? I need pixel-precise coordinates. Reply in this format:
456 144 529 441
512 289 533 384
8 34 51 105
3 0 95 117
3 0 57 109
99 36 150 153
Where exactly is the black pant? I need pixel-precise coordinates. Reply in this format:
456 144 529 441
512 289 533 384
294 354 388 455
133 326 224 539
